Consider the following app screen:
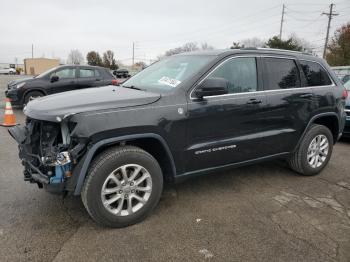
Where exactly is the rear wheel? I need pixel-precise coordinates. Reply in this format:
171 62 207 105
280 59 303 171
288 124 333 176
81 146 163 228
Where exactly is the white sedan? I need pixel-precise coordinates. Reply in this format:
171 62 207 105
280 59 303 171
0 68 16 74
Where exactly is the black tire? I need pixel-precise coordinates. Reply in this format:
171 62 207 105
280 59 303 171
81 145 163 228
23 91 44 106
288 124 333 176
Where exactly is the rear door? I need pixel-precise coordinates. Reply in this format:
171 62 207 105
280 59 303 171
77 67 104 89
48 67 78 94
185 56 269 172
260 56 305 154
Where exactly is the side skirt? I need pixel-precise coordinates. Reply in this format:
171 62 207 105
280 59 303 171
174 152 290 183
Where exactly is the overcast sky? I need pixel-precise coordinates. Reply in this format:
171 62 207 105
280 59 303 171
0 0 349 65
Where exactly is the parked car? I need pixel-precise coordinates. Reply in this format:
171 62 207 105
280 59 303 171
342 74 350 84
0 67 16 75
113 69 130 78
343 80 350 137
5 65 118 106
9 48 347 227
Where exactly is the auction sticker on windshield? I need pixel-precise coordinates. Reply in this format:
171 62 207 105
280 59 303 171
158 76 181 87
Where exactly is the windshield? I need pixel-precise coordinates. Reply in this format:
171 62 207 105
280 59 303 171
122 55 214 93
344 80 350 91
35 66 59 78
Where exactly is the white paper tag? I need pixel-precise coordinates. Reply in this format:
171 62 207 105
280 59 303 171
158 76 181 87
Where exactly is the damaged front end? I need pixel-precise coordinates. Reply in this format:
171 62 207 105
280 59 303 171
8 118 86 194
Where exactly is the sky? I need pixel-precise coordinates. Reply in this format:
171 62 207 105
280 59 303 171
0 0 349 65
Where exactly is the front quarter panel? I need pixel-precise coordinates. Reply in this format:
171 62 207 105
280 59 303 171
70 90 188 174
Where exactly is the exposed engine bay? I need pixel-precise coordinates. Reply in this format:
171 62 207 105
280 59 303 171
8 118 85 192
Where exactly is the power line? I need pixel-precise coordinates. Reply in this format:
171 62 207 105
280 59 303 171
322 3 339 58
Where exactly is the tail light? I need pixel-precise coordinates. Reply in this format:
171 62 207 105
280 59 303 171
111 79 119 86
343 89 348 99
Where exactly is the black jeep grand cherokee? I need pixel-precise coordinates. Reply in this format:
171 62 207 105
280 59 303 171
9 48 347 227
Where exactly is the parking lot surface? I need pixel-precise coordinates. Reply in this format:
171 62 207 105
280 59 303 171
0 75 349 261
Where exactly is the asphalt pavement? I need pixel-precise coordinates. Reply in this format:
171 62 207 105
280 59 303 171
0 75 349 262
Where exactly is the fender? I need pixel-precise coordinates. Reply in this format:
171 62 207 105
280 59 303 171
294 112 340 151
73 133 177 195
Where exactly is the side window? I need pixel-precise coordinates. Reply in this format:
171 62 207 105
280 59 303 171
299 60 332 86
95 70 101 77
52 68 75 79
208 57 257 94
263 58 300 90
79 69 95 78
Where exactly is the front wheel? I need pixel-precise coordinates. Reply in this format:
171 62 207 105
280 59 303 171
23 91 44 106
81 146 163 227
288 124 333 176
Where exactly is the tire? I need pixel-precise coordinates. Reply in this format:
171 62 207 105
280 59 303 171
288 124 333 176
23 91 44 106
81 146 163 228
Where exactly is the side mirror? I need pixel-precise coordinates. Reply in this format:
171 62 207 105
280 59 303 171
194 77 229 99
50 75 59 82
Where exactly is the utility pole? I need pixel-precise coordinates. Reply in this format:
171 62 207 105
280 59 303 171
279 4 285 39
132 42 135 67
322 3 338 58
31 44 34 58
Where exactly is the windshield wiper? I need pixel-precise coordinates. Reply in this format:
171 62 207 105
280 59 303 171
121 85 144 91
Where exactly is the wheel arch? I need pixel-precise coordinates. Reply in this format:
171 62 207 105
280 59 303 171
295 113 340 151
73 133 176 195
22 88 47 103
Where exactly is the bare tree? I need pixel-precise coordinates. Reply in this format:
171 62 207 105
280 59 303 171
67 49 84 64
164 42 215 56
102 50 118 70
289 33 313 53
201 42 214 50
241 37 265 48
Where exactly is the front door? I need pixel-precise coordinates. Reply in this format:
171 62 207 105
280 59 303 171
185 56 268 172
48 67 77 94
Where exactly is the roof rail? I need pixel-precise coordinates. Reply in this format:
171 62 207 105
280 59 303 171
240 47 313 56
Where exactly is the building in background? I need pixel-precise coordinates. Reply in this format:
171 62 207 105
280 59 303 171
24 58 59 75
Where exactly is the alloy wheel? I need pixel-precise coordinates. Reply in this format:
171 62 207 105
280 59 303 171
101 164 152 216
307 134 329 168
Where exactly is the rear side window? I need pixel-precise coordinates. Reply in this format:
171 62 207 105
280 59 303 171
262 58 300 90
79 69 95 78
299 60 332 86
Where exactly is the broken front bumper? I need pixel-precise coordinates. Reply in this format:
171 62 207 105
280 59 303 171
8 120 84 194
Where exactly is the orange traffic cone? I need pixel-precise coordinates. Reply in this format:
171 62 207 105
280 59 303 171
1 98 16 127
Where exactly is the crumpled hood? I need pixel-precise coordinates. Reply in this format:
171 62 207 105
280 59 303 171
24 85 161 122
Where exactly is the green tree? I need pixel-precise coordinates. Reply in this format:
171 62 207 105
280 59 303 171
102 50 118 70
265 36 302 51
86 51 102 66
326 23 350 66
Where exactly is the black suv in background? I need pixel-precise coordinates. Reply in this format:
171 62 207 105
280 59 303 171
5 65 117 106
9 48 347 227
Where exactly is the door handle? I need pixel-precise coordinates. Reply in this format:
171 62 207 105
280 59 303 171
299 93 313 98
246 99 262 105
